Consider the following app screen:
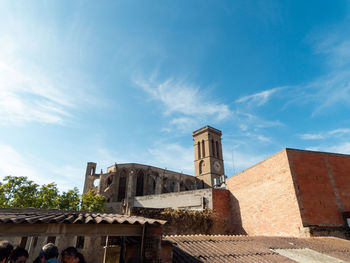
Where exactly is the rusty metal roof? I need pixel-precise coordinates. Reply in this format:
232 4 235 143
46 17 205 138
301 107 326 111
164 235 350 262
0 208 166 225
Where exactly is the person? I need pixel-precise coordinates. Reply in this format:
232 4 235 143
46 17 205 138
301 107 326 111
0 241 13 263
76 253 85 263
10 247 28 263
60 247 78 263
39 243 59 263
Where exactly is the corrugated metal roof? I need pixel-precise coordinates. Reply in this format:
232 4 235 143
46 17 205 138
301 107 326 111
0 208 166 225
164 235 350 263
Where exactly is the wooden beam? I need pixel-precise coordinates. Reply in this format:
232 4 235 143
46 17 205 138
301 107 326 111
0 224 143 237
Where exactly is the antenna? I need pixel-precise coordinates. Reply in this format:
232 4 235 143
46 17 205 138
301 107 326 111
231 147 235 175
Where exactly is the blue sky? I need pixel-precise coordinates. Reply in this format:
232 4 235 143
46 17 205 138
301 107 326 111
1 1 350 192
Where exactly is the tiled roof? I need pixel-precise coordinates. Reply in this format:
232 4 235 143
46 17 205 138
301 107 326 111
0 208 166 225
164 235 350 263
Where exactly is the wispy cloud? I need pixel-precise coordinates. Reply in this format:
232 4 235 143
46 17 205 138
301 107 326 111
235 87 283 107
299 128 350 140
0 6 99 126
134 74 232 132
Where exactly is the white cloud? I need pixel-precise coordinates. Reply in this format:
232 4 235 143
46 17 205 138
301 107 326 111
235 87 282 107
147 143 194 174
300 128 350 140
0 144 85 192
134 75 232 122
0 9 99 126
308 142 350 155
300 133 325 140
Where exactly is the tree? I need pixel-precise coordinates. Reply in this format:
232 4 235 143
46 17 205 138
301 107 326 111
0 176 39 208
0 176 82 210
81 190 106 212
37 183 59 209
58 187 80 210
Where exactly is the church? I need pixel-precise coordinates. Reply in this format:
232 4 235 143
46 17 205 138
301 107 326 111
83 125 226 213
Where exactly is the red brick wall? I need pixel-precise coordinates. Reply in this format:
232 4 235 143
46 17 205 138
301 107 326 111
328 154 350 212
226 149 303 237
288 150 349 226
212 189 231 234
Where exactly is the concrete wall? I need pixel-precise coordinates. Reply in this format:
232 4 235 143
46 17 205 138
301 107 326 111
134 189 213 210
226 149 304 237
288 149 350 227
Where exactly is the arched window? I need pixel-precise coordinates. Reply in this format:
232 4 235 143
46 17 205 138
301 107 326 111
136 170 144 196
106 175 112 187
216 141 219 158
199 160 204 174
162 177 169 194
212 139 215 157
117 170 127 202
198 141 201 159
202 140 205 157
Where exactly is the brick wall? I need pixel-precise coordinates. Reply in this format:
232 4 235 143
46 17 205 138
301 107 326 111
226 149 303 237
288 149 350 227
212 189 231 234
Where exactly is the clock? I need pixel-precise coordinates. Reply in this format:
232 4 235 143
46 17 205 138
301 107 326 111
214 161 221 172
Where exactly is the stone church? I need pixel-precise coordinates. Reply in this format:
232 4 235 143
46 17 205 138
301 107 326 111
83 125 226 213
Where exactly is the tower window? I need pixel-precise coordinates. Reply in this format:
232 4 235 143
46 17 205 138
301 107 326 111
216 141 219 158
202 140 205 157
198 142 201 159
199 160 204 174
212 139 215 157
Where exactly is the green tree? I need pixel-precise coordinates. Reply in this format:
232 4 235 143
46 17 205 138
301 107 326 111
0 176 83 210
37 183 59 209
58 187 80 210
0 176 39 208
81 190 106 212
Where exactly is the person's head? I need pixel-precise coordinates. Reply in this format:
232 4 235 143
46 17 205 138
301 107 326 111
10 247 28 263
0 241 13 263
61 247 79 263
39 243 58 262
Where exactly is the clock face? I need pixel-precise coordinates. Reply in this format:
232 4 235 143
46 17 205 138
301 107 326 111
214 161 221 172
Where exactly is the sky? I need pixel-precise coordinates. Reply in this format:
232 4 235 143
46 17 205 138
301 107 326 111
1 0 350 192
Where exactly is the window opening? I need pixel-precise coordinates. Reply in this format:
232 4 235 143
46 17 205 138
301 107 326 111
136 170 144 196
202 140 205 157
117 170 127 202
76 236 85 249
212 139 215 157
216 141 219 158
198 142 201 159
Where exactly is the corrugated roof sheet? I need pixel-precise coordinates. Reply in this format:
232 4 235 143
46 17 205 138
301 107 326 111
164 235 350 263
0 208 166 225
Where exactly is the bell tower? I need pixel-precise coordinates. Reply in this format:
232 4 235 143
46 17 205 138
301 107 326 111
193 126 224 187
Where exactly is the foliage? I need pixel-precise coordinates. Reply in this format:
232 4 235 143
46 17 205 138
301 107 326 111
0 176 97 211
81 190 106 212
58 187 80 210
0 176 39 208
